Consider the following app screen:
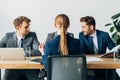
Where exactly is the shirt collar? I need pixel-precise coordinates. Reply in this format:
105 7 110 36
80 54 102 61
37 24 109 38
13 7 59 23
90 30 97 38
16 32 25 41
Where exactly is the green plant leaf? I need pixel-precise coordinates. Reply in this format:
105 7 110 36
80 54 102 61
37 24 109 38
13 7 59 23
116 27 120 32
111 13 120 19
116 37 120 44
113 20 118 27
110 27 114 32
113 19 118 24
111 32 120 44
105 23 112 27
116 34 120 45
112 32 118 43
118 21 120 25
106 13 120 44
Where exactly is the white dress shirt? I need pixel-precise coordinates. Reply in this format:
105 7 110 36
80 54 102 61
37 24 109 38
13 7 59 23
16 32 25 47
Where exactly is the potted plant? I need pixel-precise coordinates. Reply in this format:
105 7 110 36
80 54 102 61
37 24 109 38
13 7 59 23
105 13 120 45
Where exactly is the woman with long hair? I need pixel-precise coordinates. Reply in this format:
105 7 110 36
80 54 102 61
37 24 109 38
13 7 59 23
41 14 81 68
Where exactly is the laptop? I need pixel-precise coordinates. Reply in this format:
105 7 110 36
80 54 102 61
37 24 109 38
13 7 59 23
0 48 25 61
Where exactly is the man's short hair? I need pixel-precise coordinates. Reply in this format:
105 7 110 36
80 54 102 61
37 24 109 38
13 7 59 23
14 16 31 28
80 16 96 29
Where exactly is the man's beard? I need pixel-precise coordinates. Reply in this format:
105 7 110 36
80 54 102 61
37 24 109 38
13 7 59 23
84 30 91 36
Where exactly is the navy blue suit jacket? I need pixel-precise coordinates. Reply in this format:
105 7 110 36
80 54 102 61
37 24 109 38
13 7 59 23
42 35 81 68
79 30 115 54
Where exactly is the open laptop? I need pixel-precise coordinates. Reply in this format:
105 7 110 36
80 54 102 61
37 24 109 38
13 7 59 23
0 48 25 61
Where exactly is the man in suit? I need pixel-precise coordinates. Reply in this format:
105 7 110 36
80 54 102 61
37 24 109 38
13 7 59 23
79 16 116 80
79 16 115 54
0 16 40 80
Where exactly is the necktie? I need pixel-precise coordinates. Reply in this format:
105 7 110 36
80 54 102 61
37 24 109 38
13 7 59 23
19 38 24 48
88 36 95 54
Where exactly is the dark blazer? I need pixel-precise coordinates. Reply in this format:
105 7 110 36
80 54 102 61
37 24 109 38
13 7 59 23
79 30 115 54
42 35 81 68
0 32 41 56
45 31 74 43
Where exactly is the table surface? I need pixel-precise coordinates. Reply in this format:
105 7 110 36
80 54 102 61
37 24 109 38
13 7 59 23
0 55 120 69
0 56 44 69
87 55 120 69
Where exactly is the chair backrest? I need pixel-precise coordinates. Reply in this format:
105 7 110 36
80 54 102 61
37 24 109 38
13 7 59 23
47 55 87 80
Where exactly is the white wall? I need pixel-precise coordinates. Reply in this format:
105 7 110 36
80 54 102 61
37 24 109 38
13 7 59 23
0 0 120 42
0 0 120 78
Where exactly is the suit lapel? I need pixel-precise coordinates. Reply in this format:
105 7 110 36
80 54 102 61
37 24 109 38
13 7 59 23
12 32 18 47
96 30 102 53
24 34 31 47
82 35 93 52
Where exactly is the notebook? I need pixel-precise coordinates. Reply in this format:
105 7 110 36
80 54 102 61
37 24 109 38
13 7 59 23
30 58 42 64
0 48 25 61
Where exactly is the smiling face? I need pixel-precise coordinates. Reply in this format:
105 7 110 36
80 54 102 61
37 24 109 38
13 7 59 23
14 16 31 37
81 22 94 36
16 21 30 37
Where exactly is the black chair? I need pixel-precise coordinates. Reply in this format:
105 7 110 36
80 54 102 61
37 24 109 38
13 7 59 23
18 76 27 80
47 55 87 80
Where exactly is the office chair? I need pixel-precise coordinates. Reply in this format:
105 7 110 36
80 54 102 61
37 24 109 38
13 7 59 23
18 76 27 80
47 55 87 80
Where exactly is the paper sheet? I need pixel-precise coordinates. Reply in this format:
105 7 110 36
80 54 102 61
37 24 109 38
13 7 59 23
87 57 103 62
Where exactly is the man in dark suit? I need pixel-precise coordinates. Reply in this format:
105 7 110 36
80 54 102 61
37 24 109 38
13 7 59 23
79 16 116 80
0 16 40 80
79 16 115 54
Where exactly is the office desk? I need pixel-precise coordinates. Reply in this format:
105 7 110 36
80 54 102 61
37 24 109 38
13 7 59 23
0 60 44 69
0 55 120 69
87 55 120 69
0 55 119 80
87 55 120 80
0 57 44 80
0 57 44 69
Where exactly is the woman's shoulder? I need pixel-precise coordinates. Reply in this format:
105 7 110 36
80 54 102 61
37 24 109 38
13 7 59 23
46 35 60 45
67 35 80 44
67 35 79 40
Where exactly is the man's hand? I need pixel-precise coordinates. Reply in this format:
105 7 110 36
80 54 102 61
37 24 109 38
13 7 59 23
39 42 45 55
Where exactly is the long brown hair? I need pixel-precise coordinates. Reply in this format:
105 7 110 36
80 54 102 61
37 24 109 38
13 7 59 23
55 14 70 55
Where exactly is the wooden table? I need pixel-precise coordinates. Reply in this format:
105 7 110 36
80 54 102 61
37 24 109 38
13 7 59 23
0 55 120 80
87 55 120 80
0 55 120 69
87 55 120 69
0 57 44 69
0 60 44 69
